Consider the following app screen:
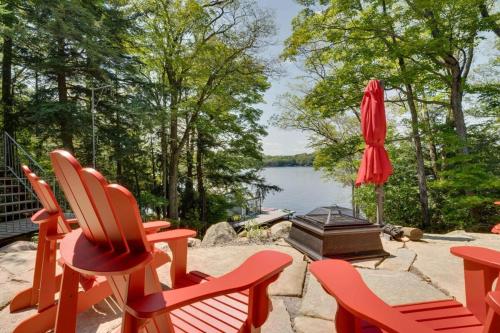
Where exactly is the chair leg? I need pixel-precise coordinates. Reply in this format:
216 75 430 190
10 272 63 313
38 239 57 312
54 266 80 333
10 225 49 312
168 238 188 288
13 277 112 333
336 305 359 333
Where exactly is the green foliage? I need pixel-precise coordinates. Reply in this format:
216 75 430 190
279 0 500 231
1 0 277 235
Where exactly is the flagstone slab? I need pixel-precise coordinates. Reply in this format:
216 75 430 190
361 268 450 305
158 244 308 296
262 298 293 333
407 241 467 302
378 247 416 272
299 274 337 321
405 234 500 304
294 316 334 333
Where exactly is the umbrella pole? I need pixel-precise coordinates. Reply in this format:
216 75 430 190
375 185 384 226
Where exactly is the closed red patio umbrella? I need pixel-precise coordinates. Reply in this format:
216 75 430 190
355 80 392 225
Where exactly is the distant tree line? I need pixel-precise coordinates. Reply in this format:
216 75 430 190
263 153 314 167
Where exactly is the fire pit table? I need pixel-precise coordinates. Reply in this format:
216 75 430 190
286 205 388 261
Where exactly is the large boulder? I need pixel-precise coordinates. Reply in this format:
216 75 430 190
188 237 202 247
201 222 237 247
270 221 292 240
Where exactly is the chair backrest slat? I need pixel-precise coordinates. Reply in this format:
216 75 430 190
50 150 109 245
80 169 129 252
22 165 70 233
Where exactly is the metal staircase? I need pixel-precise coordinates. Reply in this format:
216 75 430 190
0 132 67 245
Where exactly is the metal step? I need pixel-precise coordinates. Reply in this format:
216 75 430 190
0 192 29 198
0 208 39 217
0 200 38 207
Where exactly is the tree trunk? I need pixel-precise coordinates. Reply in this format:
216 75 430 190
160 111 168 217
404 82 431 229
196 129 207 225
381 0 431 229
449 64 468 154
56 38 74 152
168 99 179 219
181 127 195 219
351 183 357 218
421 103 439 178
1 3 14 135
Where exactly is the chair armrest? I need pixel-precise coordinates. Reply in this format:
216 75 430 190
146 229 196 244
451 246 500 270
451 246 500 322
66 218 79 225
146 229 196 288
143 220 171 234
126 250 292 319
309 260 434 333
486 291 500 315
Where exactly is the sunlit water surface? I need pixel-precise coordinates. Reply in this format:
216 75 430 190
261 167 352 215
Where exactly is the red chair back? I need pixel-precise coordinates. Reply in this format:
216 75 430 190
50 150 169 332
22 165 71 234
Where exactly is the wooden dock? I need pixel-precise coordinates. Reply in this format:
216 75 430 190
231 209 294 229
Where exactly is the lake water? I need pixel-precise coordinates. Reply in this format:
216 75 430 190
261 167 352 215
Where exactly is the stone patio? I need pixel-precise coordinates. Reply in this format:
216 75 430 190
1 230 499 332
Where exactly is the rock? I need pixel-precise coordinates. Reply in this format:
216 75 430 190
294 316 334 333
238 230 247 237
422 233 474 242
352 257 384 269
407 241 467 302
360 268 449 305
0 241 37 253
201 222 237 247
274 238 291 247
300 275 337 320
262 298 293 333
378 248 417 272
236 237 249 244
187 238 201 247
270 221 292 240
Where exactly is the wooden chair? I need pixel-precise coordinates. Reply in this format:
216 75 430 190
309 246 500 333
50 149 293 332
12 160 186 333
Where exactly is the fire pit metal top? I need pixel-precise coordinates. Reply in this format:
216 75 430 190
295 205 372 230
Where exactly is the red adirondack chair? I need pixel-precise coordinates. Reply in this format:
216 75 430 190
50 149 293 333
12 166 174 333
309 246 500 333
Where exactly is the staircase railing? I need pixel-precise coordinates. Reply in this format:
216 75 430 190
3 132 69 211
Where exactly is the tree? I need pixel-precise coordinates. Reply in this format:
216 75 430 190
135 0 274 219
281 0 499 229
1 0 16 134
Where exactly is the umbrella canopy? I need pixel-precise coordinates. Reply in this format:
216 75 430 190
355 80 392 186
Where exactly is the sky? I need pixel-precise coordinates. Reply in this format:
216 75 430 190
255 0 310 156
255 0 499 156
